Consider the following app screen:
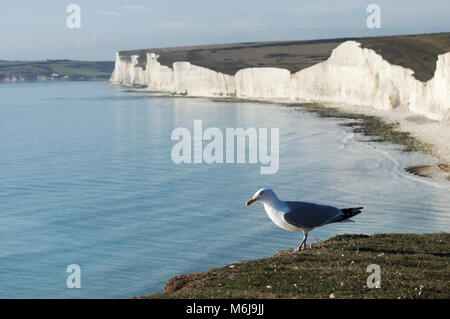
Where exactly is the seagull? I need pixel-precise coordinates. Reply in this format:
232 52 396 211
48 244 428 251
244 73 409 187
246 188 363 252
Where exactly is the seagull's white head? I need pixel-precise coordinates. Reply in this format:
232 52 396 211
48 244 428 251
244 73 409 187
246 188 278 206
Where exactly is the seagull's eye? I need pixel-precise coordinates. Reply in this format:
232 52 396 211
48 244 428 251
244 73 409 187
259 191 264 196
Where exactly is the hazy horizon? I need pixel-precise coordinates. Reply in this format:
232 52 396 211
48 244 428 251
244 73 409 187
2 0 449 61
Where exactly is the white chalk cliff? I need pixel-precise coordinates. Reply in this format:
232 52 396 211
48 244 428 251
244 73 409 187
110 41 450 122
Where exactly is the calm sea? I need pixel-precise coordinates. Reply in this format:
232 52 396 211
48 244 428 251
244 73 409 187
0 81 449 298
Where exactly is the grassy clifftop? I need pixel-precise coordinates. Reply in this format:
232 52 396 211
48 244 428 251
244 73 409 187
120 32 450 82
139 233 450 299
0 59 114 82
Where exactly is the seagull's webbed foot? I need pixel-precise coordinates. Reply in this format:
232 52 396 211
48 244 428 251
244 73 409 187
294 244 306 252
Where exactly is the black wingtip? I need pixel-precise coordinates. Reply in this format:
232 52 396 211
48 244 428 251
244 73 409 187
342 207 363 211
340 207 363 220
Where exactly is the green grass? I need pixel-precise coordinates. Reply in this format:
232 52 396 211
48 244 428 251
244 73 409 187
139 233 450 299
0 59 114 82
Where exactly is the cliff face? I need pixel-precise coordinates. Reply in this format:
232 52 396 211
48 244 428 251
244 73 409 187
110 41 450 121
292 41 449 120
110 54 147 87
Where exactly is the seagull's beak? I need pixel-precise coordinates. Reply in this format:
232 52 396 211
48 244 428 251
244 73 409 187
246 198 257 206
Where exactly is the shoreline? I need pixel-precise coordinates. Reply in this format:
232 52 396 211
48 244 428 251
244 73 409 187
281 98 450 180
124 88 450 180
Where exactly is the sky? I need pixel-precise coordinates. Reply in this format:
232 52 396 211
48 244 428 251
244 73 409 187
1 0 449 61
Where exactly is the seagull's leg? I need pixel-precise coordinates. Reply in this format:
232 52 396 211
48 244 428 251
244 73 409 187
301 232 309 250
296 232 307 252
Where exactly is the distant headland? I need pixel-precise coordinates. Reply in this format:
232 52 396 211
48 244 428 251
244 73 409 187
0 59 114 83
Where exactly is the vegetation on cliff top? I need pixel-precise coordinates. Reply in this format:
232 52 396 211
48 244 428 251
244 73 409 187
120 32 450 82
139 233 449 299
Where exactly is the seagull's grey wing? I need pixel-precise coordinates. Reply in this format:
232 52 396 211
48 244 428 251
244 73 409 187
283 201 342 229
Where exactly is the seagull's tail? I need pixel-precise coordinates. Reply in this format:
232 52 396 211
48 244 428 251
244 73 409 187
338 207 363 222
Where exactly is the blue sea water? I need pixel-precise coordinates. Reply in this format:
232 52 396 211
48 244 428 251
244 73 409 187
0 81 449 298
